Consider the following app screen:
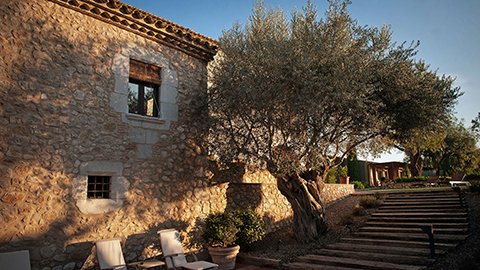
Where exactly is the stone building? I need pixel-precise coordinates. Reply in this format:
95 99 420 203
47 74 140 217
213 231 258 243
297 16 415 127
0 1 353 269
0 1 295 269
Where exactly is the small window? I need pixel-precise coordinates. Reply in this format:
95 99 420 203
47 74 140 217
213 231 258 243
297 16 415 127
128 59 161 117
87 176 111 199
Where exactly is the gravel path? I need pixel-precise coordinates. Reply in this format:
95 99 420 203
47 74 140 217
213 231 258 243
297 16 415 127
245 191 480 269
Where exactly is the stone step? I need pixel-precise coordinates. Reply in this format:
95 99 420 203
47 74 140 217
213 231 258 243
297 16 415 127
326 242 432 257
376 209 464 214
341 237 456 251
289 189 469 270
312 248 435 266
359 226 468 235
295 254 423 270
371 212 467 218
287 262 360 270
385 190 458 196
378 204 464 211
386 195 460 201
353 231 467 243
368 216 468 224
365 221 469 229
381 200 464 206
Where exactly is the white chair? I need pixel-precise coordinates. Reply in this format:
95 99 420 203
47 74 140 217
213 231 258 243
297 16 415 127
0 250 31 270
159 229 218 270
95 238 164 270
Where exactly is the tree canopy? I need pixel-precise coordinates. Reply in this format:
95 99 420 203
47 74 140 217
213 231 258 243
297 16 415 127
424 119 480 175
200 0 462 242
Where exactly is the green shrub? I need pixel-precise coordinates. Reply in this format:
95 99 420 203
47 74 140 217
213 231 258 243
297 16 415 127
232 208 265 251
359 196 381 208
380 177 392 183
325 167 337 183
202 208 265 249
202 211 242 247
395 176 428 183
337 166 348 177
351 181 370 189
352 204 367 216
339 214 354 226
351 181 364 189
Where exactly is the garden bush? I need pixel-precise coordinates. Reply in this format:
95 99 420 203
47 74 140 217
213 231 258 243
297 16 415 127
359 196 381 208
395 176 428 183
339 214 354 226
351 181 364 189
232 208 265 251
202 208 265 249
325 167 337 183
351 181 370 189
352 204 367 216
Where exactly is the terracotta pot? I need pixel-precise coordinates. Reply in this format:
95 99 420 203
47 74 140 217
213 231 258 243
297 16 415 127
207 245 240 270
339 176 350 184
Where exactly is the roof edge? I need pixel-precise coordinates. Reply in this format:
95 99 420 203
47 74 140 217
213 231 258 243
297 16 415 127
47 0 218 62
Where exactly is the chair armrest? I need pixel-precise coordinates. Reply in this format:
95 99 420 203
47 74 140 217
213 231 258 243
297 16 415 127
163 253 182 259
184 250 199 261
163 253 181 270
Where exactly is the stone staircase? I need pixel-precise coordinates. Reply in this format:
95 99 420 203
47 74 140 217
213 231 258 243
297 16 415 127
286 189 469 270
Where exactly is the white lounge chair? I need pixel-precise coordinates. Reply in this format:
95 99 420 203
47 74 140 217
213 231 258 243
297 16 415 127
449 173 469 187
95 238 164 270
158 229 218 270
0 250 31 270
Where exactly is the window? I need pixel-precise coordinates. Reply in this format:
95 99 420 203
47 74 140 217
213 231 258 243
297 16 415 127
87 175 111 199
128 59 162 117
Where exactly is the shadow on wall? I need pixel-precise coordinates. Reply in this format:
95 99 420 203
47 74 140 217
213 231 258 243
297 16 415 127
0 1 213 269
225 183 262 212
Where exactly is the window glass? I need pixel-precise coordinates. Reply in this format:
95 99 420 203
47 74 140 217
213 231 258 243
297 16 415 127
145 85 155 116
128 82 140 114
128 80 159 117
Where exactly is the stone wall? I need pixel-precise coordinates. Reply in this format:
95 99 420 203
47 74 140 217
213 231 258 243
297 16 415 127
0 1 355 269
322 184 355 205
0 1 224 269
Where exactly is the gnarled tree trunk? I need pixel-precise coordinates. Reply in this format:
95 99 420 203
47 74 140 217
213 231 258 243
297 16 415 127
275 171 328 242
409 151 424 177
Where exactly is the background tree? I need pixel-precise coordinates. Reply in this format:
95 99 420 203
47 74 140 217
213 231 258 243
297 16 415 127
424 120 480 175
347 150 360 182
386 61 461 176
472 112 480 134
396 127 447 177
201 0 461 242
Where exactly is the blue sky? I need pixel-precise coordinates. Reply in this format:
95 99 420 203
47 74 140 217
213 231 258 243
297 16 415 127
123 0 479 162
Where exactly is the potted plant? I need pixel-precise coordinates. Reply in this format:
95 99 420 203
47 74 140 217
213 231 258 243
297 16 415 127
233 208 265 252
338 165 350 184
202 211 242 270
202 209 265 270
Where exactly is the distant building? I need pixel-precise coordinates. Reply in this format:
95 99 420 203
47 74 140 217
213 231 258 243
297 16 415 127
368 161 408 186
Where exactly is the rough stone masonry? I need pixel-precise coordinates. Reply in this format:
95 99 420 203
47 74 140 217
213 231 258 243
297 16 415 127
0 1 353 269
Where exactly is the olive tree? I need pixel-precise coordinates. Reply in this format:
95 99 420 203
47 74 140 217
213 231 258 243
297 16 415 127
424 120 480 175
201 0 461 242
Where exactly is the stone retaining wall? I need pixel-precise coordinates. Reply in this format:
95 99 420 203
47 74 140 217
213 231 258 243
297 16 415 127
322 184 355 205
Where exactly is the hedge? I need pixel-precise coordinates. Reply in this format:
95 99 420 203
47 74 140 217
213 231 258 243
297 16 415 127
394 176 428 183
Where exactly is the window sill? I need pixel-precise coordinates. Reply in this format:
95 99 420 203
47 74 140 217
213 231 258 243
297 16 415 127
126 113 166 124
